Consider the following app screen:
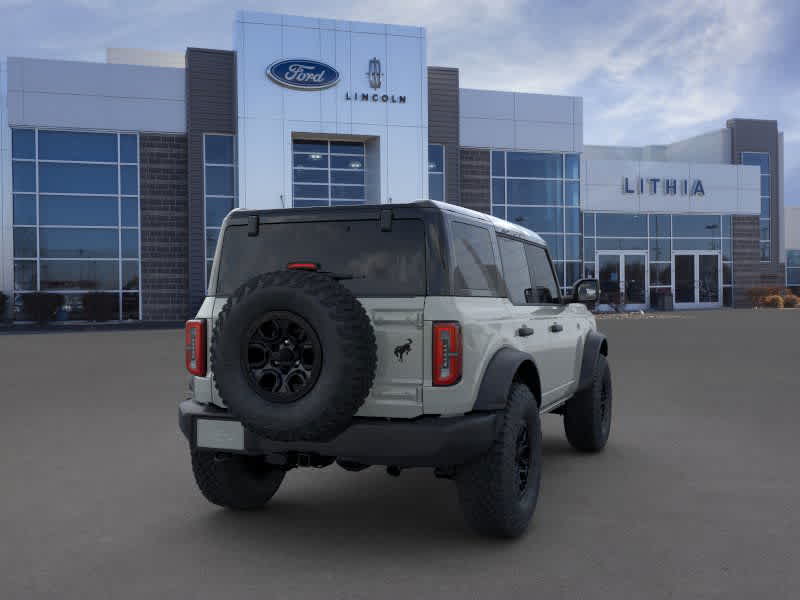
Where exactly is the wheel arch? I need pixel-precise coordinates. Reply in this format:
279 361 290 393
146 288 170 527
576 331 608 393
472 347 542 411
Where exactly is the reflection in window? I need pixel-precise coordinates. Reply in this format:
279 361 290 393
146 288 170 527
204 134 238 284
291 139 364 212
10 128 140 320
742 151 770 261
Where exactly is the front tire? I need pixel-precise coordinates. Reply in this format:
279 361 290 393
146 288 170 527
456 383 542 538
191 450 285 510
563 354 612 452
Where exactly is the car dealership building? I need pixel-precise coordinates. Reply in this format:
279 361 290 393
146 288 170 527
0 11 792 321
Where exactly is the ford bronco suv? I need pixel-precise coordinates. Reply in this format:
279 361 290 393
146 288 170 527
179 200 611 538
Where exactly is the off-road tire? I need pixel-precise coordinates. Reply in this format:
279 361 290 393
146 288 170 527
563 354 612 452
211 270 377 442
456 383 542 538
191 450 285 510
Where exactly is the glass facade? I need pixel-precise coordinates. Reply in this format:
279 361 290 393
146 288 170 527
787 250 800 288
491 150 580 292
11 128 141 320
204 134 237 282
291 140 365 209
583 212 733 307
742 152 770 261
428 144 444 201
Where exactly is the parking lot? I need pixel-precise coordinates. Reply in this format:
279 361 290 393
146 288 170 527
1 309 799 599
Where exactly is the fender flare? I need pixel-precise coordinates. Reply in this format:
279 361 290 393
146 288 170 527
576 331 609 392
472 347 541 412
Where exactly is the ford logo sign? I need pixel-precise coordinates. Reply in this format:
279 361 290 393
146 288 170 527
267 59 340 90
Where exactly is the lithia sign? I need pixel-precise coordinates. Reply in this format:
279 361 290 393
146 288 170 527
267 57 406 103
623 177 705 196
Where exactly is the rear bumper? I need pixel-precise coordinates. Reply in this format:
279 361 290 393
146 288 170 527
178 400 498 467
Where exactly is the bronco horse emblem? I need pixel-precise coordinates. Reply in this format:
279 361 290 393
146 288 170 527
394 338 413 362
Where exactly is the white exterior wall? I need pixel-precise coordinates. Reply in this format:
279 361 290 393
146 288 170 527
1 59 11 298
459 88 582 153
785 206 800 250
106 48 186 69
585 130 731 165
235 11 428 209
582 158 761 215
6 57 185 132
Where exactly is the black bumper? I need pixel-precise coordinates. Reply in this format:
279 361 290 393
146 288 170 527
179 400 498 467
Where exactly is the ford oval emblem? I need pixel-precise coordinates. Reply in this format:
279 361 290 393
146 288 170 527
266 59 340 90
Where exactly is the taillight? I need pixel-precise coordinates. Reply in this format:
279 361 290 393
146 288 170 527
185 320 206 376
287 262 319 271
433 321 462 386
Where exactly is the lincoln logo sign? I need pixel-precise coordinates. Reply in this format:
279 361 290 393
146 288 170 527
266 59 340 90
623 177 705 196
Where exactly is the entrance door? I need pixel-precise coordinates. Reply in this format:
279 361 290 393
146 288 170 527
597 252 648 310
672 252 721 309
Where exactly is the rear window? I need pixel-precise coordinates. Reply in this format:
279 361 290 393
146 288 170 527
215 219 427 297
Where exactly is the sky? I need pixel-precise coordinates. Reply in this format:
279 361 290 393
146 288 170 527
1 0 798 205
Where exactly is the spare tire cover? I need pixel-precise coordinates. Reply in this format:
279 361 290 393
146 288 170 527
211 270 377 442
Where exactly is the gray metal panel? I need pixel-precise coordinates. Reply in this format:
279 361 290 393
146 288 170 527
459 148 490 214
427 67 460 205
186 48 237 314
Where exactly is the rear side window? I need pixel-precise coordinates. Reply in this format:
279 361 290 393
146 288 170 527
524 244 561 304
497 236 533 305
451 221 501 296
216 219 426 297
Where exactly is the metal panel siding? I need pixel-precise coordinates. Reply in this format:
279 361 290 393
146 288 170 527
459 148 490 214
186 48 237 314
427 67 460 205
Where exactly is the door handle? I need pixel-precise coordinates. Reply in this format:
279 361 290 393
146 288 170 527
517 326 534 337
549 323 563 333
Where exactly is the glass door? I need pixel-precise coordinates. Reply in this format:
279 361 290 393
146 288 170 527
597 252 648 310
672 252 721 309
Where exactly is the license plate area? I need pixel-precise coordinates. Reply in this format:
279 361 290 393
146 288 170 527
196 418 244 451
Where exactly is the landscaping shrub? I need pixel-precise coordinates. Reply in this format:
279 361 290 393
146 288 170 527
762 295 784 309
21 293 64 324
782 294 799 308
82 292 118 322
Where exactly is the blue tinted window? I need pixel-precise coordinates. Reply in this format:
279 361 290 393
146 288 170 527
39 228 118 258
13 228 37 258
330 141 364 155
121 165 138 195
331 200 366 206
121 198 138 227
332 185 364 200
206 229 220 258
565 262 582 287
760 175 770 196
673 238 721 251
721 215 732 237
565 207 580 233
507 180 562 205
565 154 580 179
293 140 328 154
429 174 444 201
40 260 119 290
789 268 800 285
39 163 118 194
649 238 671 261
332 170 364 185
293 153 328 168
565 181 579 206
595 213 647 237
673 215 721 237
12 161 36 192
761 197 770 218
649 214 671 237
507 152 562 178
787 250 800 268
722 238 732 261
596 238 647 251
759 220 770 240
206 166 235 195
428 144 444 173
760 242 770 261
122 261 139 290
506 206 563 233
331 155 363 169
492 179 505 205
206 197 234 228
14 261 37 291
741 152 769 174
294 168 328 184
120 134 138 163
540 235 563 261
205 135 235 164
13 194 36 225
492 205 506 220
583 212 594 236
583 237 595 261
12 129 35 159
491 151 505 177
121 229 139 258
294 184 329 199
38 131 117 162
565 235 581 260
293 199 329 208
40 195 118 226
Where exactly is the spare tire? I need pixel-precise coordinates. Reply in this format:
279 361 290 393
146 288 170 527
211 270 377 442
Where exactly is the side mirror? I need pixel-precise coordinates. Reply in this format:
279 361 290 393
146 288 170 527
572 279 599 306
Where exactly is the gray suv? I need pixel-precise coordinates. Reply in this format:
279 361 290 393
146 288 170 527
179 200 611 538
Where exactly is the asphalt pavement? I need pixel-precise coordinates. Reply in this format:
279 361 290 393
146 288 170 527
1 309 799 599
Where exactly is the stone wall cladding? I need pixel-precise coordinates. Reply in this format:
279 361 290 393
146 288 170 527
139 133 189 321
459 149 490 214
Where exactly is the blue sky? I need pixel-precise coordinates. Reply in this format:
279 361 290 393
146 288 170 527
2 0 798 205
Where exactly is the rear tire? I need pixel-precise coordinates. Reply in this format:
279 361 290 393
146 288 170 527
456 383 542 538
563 354 612 452
191 450 285 510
